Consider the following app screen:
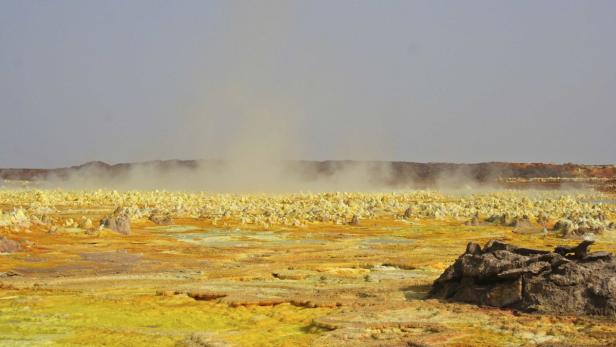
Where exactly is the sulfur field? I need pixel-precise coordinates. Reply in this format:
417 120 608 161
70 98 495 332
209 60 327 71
1 188 616 346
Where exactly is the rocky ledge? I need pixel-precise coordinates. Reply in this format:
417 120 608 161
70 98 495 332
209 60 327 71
430 239 616 317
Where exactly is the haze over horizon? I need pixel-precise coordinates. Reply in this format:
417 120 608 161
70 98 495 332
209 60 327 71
1 0 615 168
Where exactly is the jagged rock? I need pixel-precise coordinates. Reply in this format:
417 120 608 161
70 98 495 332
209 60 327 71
554 240 594 258
0 270 23 278
464 216 480 226
553 219 576 234
536 214 549 226
0 236 21 253
149 211 172 225
509 216 532 228
553 218 608 238
349 214 360 226
465 242 482 256
100 207 131 235
40 214 50 224
430 240 616 317
511 216 539 235
486 214 507 225
403 207 413 219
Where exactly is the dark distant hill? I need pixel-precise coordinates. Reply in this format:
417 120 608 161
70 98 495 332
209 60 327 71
1 160 615 191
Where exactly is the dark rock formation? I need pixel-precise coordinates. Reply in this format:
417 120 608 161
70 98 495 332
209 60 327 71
486 214 508 226
485 214 532 228
100 207 131 235
430 240 616 317
403 207 413 219
349 214 360 226
149 211 173 225
0 236 21 253
509 216 532 228
464 216 480 226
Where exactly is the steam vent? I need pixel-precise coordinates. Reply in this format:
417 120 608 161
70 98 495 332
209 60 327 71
430 240 616 317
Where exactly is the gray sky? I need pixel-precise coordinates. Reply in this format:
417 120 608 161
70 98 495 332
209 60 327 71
1 0 615 168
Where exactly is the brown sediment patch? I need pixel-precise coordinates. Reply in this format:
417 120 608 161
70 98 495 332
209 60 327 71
13 264 92 276
79 250 142 264
381 262 417 270
272 269 315 280
290 299 342 308
512 226 544 235
227 298 287 307
312 310 454 347
185 290 228 301
0 270 23 278
0 236 21 253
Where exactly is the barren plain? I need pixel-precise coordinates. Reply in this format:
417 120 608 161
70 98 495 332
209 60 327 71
1 185 615 346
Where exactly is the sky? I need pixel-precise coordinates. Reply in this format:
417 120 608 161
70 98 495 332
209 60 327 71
1 0 615 168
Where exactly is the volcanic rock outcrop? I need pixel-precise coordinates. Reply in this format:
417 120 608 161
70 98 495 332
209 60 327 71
552 218 609 238
149 210 173 225
430 239 616 317
100 207 131 235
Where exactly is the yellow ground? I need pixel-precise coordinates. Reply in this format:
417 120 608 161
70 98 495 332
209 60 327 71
1 192 616 346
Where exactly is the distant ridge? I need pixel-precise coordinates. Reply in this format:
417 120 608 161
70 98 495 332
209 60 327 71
1 160 615 191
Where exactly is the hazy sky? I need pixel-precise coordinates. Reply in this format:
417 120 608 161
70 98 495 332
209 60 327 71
1 0 615 168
